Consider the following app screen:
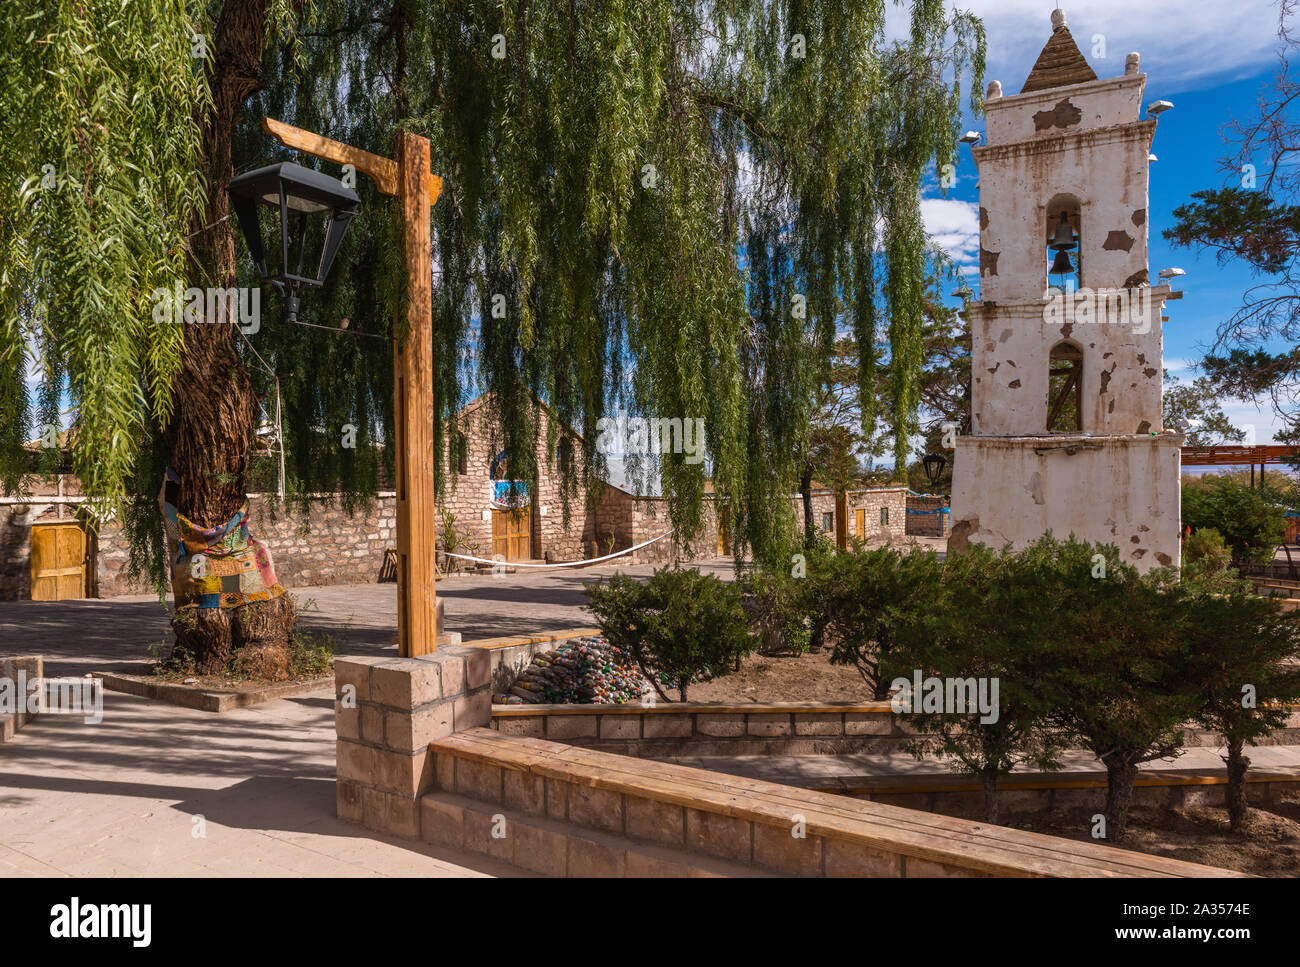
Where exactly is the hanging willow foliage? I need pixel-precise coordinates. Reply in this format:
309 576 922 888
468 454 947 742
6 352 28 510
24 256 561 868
239 0 983 571
4 0 982 580
0 0 208 513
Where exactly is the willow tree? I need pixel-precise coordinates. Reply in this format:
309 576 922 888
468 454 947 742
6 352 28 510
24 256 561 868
3 0 982 674
3 0 304 676
244 0 984 572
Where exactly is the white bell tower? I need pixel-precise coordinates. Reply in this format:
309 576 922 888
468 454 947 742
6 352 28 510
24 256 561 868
949 8 1183 571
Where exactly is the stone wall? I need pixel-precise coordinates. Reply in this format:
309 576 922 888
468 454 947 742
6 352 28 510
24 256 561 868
335 646 494 837
0 507 36 600
905 495 948 537
624 487 913 565
846 488 910 544
0 655 42 743
489 700 1300 759
95 493 398 597
626 497 722 565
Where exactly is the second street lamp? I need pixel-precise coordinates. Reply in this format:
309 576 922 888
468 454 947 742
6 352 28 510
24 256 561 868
228 161 361 323
922 452 947 489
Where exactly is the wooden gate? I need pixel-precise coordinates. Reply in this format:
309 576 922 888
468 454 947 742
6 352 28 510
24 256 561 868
491 508 531 562
30 519 88 601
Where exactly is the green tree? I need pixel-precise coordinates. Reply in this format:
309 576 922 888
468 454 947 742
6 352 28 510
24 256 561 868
1162 370 1247 446
5 0 985 672
818 546 944 700
1182 476 1287 563
0 0 208 506
1163 2 1300 444
884 544 1063 825
586 568 752 702
1025 535 1200 843
1183 588 1300 830
892 276 970 493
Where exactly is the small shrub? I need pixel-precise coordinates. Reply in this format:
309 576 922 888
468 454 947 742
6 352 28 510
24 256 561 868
1183 589 1300 829
883 543 1064 824
586 567 753 701
1185 527 1231 570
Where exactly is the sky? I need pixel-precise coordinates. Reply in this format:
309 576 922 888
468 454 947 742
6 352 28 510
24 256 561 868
920 0 1290 441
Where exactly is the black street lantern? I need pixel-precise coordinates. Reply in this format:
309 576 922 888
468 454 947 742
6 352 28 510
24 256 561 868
228 162 360 323
922 452 947 488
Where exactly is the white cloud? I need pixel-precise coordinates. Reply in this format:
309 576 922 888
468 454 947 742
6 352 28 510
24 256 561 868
888 2 1280 93
1219 399 1285 444
921 196 980 268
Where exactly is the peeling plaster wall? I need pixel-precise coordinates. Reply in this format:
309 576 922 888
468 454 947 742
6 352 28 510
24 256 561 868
971 297 1167 436
949 434 1182 572
977 75 1155 301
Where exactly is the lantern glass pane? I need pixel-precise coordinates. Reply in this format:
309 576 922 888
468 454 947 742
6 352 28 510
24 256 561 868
258 191 331 214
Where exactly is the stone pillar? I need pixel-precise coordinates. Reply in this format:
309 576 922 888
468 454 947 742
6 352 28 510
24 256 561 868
334 644 491 838
0 655 43 742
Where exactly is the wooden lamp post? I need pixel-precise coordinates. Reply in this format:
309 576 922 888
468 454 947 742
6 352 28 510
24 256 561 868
261 118 443 658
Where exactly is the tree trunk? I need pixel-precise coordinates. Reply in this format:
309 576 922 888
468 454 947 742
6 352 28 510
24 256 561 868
1101 751 1139 842
799 462 824 653
1224 739 1251 831
169 0 296 679
982 770 999 826
800 463 814 548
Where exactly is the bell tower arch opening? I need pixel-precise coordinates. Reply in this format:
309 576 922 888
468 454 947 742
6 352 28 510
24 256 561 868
1047 341 1083 432
1045 194 1082 292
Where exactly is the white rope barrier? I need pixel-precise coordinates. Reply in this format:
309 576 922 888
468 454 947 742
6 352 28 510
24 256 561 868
441 532 669 569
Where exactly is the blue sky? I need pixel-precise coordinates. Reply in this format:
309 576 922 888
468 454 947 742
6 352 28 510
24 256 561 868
922 0 1289 441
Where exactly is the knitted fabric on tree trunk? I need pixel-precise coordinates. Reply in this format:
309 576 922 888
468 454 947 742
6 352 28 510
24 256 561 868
159 468 286 609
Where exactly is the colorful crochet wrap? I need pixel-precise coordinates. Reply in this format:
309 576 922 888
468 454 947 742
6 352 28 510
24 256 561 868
160 470 286 609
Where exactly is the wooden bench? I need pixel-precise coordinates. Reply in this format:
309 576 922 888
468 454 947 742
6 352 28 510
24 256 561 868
429 728 1244 877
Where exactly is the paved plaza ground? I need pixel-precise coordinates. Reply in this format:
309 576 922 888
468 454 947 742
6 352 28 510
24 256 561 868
0 560 731 877
2 559 736 679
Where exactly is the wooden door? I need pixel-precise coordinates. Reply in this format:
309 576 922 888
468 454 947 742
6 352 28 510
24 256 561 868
717 509 729 555
492 508 531 562
30 520 87 601
855 508 866 539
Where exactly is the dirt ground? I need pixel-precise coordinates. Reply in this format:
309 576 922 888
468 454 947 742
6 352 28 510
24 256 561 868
1005 792 1300 877
664 649 877 703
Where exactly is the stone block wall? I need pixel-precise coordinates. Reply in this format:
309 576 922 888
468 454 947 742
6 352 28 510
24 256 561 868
0 507 35 600
0 655 43 742
335 646 493 837
627 497 721 565
438 397 597 563
846 488 910 544
93 493 399 597
904 495 948 537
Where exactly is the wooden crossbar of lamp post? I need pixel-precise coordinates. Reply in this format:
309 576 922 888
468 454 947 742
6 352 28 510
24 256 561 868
263 117 443 657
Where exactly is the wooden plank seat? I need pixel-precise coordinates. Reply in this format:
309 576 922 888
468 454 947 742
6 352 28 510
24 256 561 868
430 728 1245 878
